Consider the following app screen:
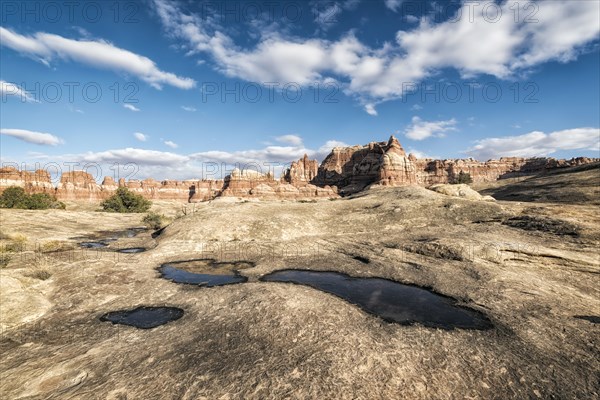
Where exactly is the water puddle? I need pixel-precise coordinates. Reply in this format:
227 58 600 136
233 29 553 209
77 228 148 250
158 259 252 287
151 227 167 239
260 270 492 330
352 255 370 264
574 315 600 324
79 241 109 249
117 247 147 254
100 306 184 329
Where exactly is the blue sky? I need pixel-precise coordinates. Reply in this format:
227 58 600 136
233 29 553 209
1 0 599 181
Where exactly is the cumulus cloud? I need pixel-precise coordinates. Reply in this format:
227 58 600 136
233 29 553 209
152 0 599 110
0 80 37 102
384 0 404 12
404 116 457 140
1 128 63 146
465 128 600 160
407 148 439 159
312 0 361 31
133 132 148 142
181 106 196 112
123 104 140 112
316 140 350 159
364 104 378 116
189 136 346 168
275 134 303 146
163 140 178 149
0 27 196 90
405 15 419 24
80 148 188 166
8 134 350 180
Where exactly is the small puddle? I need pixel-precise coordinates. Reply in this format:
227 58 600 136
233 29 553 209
158 259 252 287
100 306 184 329
151 227 167 239
77 228 148 250
79 241 109 249
117 247 147 254
260 270 492 330
574 315 600 324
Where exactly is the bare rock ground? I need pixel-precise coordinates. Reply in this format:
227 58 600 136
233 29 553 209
0 174 598 399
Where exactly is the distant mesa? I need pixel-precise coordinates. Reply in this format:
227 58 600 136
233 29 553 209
1 135 597 201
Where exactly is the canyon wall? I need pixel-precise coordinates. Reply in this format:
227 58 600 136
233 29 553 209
312 136 598 194
1 135 597 201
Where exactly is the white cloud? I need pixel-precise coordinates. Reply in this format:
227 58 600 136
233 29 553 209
9 135 350 180
364 104 378 116
317 140 350 158
123 104 140 112
0 80 37 102
164 140 178 149
465 128 600 160
189 136 345 167
313 2 343 30
133 132 148 142
1 128 63 146
0 27 196 90
405 15 419 24
404 116 457 140
181 106 196 112
152 0 600 107
384 0 403 12
411 104 423 111
80 148 188 166
407 148 438 159
275 134 303 146
312 0 360 31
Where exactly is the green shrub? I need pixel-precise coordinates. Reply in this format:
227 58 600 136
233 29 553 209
0 187 65 210
27 193 61 209
0 187 29 208
101 187 151 213
455 171 473 184
142 212 165 230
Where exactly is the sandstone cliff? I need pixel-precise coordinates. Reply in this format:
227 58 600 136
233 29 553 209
1 135 597 201
311 135 598 194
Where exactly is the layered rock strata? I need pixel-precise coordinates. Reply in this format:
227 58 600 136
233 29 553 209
1 135 597 201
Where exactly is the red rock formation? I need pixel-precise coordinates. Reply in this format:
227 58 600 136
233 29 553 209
0 167 55 194
222 168 337 199
282 154 319 186
57 171 103 201
312 135 599 193
1 136 597 202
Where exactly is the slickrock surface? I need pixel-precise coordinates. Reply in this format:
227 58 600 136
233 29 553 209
0 165 598 399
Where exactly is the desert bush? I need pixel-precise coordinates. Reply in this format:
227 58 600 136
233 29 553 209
2 234 28 252
41 240 74 253
27 193 65 209
101 187 151 213
0 187 65 210
455 171 473 184
0 187 29 208
25 268 52 280
0 254 10 268
142 212 165 230
0 234 27 267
